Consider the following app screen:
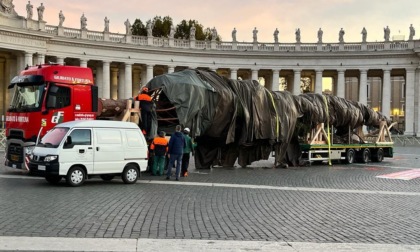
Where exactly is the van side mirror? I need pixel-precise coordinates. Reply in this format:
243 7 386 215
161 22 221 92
63 136 74 149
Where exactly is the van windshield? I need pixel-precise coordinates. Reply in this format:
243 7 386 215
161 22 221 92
38 127 69 148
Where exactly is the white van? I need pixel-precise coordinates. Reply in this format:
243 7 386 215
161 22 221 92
28 120 148 186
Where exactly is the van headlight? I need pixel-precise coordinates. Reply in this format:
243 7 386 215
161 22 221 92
25 146 35 155
44 155 58 162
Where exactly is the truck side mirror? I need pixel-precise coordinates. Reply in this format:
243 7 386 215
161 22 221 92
63 136 74 149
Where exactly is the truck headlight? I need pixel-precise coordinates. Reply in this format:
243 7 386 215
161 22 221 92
44 155 58 162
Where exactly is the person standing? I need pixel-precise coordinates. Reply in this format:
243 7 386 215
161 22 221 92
181 128 194 177
136 87 153 137
150 131 168 176
166 125 185 181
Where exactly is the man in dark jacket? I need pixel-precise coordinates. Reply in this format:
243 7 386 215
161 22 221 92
166 125 185 181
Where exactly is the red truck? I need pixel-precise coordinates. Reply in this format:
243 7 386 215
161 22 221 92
5 64 100 169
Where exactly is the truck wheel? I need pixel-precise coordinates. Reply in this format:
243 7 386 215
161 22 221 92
66 166 86 187
122 164 139 184
372 148 384 162
345 149 355 164
100 174 115 181
358 148 370 163
45 175 62 185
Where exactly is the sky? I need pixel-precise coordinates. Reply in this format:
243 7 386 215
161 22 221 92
14 0 420 43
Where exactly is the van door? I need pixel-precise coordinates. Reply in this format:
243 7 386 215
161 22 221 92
60 128 94 175
93 128 124 174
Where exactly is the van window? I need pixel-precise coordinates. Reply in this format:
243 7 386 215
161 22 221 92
69 129 91 145
125 130 144 147
96 129 121 144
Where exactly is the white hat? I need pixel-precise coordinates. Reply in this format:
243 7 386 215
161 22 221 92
184 127 190 133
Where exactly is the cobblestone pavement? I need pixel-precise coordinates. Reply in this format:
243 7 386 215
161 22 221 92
0 147 420 247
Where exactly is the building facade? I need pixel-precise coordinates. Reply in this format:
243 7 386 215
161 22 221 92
0 3 419 135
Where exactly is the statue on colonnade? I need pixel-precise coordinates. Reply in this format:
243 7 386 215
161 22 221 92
274 28 279 43
147 22 153 36
211 27 217 41
0 0 18 15
26 0 33 19
252 27 258 42
169 24 175 38
125 19 131 35
232 28 237 42
104 16 109 32
80 13 87 30
361 27 367 42
339 28 345 43
37 3 44 21
384 26 390 42
58 10 65 26
317 28 323 43
295 28 301 43
190 25 196 40
409 24 415 40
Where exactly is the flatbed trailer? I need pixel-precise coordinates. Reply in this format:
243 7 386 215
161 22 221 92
299 121 394 164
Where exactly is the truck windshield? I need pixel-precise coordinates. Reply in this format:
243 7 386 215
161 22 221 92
8 84 46 112
38 127 69 148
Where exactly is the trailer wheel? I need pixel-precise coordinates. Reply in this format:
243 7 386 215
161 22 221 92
66 166 86 187
345 149 355 164
122 164 139 184
359 148 370 163
372 148 384 162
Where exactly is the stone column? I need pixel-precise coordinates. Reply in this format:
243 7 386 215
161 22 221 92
37 54 45 65
405 68 415 135
230 68 238 80
382 69 391 118
56 57 65 65
336 69 345 98
146 64 154 82
358 69 368 105
132 68 141 96
24 52 33 67
80 59 88 68
118 67 125 99
102 61 111 98
95 65 103 97
292 69 301 95
271 69 280 92
124 63 133 99
315 69 323 94
251 69 259 81
168 66 175 74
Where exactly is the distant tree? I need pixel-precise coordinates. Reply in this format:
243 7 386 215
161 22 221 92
131 19 146 36
150 16 173 37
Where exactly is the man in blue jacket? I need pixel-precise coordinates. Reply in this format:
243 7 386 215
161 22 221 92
166 125 185 181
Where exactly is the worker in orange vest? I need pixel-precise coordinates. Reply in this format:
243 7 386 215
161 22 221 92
150 131 169 176
136 87 153 137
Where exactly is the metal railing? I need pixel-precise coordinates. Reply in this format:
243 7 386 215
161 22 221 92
0 129 5 151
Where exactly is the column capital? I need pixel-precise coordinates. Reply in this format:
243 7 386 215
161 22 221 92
293 69 302 73
315 69 324 73
359 68 368 73
405 67 416 73
337 69 346 73
272 69 280 73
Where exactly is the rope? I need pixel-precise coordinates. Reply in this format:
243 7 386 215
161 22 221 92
323 95 332 166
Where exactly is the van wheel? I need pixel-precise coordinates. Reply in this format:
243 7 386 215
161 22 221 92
45 175 62 185
100 174 115 181
122 164 139 184
66 166 86 187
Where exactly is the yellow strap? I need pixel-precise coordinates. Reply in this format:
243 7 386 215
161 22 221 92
323 95 332 166
267 91 280 140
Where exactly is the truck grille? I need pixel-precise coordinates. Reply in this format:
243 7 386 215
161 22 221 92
7 143 23 163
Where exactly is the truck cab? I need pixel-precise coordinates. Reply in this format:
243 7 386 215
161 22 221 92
5 64 98 170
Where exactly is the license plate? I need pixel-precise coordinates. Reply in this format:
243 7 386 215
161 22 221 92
11 155 19 161
38 165 46 171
